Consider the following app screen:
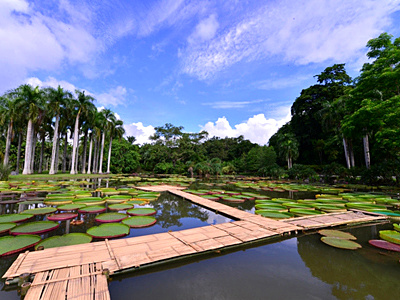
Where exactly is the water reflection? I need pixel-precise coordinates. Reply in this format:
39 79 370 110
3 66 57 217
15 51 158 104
297 224 400 299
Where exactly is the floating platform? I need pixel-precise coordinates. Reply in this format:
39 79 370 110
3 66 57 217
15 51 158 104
3 185 387 299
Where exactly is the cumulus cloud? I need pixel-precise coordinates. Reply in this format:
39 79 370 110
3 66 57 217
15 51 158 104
124 122 156 145
188 14 219 43
25 77 79 94
181 0 400 80
200 110 291 145
96 86 128 107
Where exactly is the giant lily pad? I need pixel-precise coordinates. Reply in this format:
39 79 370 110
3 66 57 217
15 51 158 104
57 204 86 211
87 223 129 239
379 230 400 245
221 197 245 203
254 204 287 210
318 229 357 240
73 198 105 206
44 198 73 205
290 209 325 217
10 221 59 235
122 216 157 228
95 213 128 223
0 235 41 256
321 237 361 250
0 223 16 234
0 214 34 223
127 208 156 216
255 211 293 219
108 203 133 211
78 205 107 214
21 207 57 215
35 233 92 250
369 239 400 252
126 200 148 205
47 213 78 221
394 223 400 232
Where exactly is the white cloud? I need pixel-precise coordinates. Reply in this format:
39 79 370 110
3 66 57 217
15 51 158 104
124 122 156 145
188 14 219 43
96 86 128 107
182 0 400 80
25 77 78 94
253 75 311 90
200 110 291 145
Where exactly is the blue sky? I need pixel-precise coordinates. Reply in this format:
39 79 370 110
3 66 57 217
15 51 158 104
1 0 400 144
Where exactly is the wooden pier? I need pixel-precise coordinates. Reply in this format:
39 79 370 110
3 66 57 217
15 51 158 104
3 185 387 299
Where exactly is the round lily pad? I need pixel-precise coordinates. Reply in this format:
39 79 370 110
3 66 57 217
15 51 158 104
289 209 325 217
108 204 133 211
0 223 16 234
47 213 78 221
369 239 400 252
73 198 105 206
0 235 41 256
78 206 107 214
44 199 73 205
379 230 400 245
127 208 156 216
57 204 86 211
321 237 362 250
122 216 157 228
0 214 34 223
255 211 293 219
87 223 130 239
35 233 92 250
10 221 59 235
126 200 148 205
221 197 245 203
21 207 57 215
95 213 128 223
318 229 357 240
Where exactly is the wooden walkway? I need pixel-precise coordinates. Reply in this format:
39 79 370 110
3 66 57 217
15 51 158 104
3 185 387 299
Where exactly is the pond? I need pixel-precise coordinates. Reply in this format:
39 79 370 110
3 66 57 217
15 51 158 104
0 177 400 299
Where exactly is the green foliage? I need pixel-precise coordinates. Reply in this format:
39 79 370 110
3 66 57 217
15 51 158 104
108 139 140 173
287 164 318 181
0 163 11 180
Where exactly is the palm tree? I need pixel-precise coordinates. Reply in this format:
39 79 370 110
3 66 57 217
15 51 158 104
13 84 44 174
277 132 299 169
106 119 125 173
98 109 115 174
70 90 95 174
45 86 73 174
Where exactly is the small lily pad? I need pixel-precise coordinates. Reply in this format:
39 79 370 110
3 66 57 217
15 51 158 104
87 223 129 239
122 216 157 228
318 229 357 240
10 221 59 235
35 233 92 250
321 237 361 250
108 204 133 211
21 207 57 215
78 206 107 214
0 235 41 256
47 213 78 221
57 204 87 211
0 214 34 223
379 230 400 245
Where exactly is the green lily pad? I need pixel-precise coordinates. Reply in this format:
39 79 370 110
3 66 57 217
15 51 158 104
0 235 41 256
126 200 148 205
57 204 87 211
108 203 133 211
87 223 130 239
255 211 293 219
44 199 73 205
318 229 357 240
122 216 157 228
379 230 400 245
19 200 44 205
289 208 325 217
95 213 128 223
73 198 105 206
0 223 16 234
10 221 59 235
321 237 362 250
394 224 400 232
21 207 57 215
127 208 157 216
78 205 107 214
0 214 34 223
35 233 92 250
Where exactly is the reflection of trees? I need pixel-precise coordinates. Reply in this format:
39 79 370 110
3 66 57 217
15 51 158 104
297 226 400 299
151 193 208 228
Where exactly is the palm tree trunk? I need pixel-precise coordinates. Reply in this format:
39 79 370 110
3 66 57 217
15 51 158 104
16 131 22 174
30 132 37 173
87 133 93 174
106 137 113 173
3 119 13 166
92 138 97 174
55 132 60 173
49 114 60 174
74 136 80 174
98 131 105 173
363 134 371 169
38 135 45 173
70 112 80 174
81 129 88 174
343 137 351 169
22 119 34 174
62 132 68 173
349 140 355 168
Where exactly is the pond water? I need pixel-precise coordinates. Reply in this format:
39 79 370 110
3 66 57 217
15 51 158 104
1 178 400 299
109 223 400 300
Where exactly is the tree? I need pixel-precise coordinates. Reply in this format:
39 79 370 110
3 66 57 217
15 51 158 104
70 90 95 174
107 119 125 173
276 132 299 169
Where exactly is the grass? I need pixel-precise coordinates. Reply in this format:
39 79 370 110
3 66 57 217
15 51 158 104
9 173 117 181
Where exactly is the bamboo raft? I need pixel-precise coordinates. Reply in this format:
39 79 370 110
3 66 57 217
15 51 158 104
3 185 387 299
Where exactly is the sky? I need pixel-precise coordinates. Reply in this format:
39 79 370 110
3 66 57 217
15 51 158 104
1 0 400 145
